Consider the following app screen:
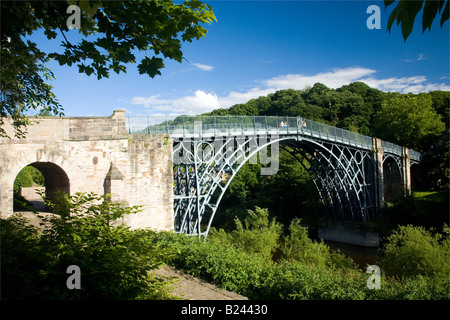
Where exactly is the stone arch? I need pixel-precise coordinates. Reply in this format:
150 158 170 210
382 155 403 202
13 162 70 211
28 162 70 201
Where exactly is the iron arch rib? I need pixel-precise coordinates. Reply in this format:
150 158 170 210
173 134 282 237
282 139 375 223
173 134 376 237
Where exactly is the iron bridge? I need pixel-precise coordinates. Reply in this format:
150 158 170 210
128 115 423 238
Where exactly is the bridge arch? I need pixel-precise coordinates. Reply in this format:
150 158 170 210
382 155 403 202
173 134 376 237
3 146 73 216
13 162 70 211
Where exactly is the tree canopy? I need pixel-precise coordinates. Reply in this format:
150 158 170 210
373 93 446 150
0 0 216 138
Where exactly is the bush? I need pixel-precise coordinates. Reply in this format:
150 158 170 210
157 232 268 299
279 218 355 270
210 207 283 261
1 215 46 298
1 192 177 300
379 224 450 279
13 167 34 193
257 260 367 300
160 209 449 300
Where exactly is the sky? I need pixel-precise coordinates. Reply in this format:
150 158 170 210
29 0 450 119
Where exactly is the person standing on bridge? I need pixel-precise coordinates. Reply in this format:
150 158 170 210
298 118 307 133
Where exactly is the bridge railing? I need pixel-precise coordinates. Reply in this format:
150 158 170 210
127 115 374 150
381 141 423 161
408 149 423 162
126 114 423 159
381 141 403 156
300 118 373 150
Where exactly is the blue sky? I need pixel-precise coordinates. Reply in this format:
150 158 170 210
30 0 450 118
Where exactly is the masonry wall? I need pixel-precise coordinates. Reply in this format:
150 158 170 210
372 138 412 209
0 110 174 232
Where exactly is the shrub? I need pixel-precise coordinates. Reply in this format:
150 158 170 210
0 215 46 299
159 232 268 298
210 206 283 261
379 224 450 279
257 260 367 300
1 192 177 300
13 167 34 193
162 212 449 300
279 218 355 270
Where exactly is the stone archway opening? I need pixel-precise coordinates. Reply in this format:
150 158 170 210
13 162 70 212
383 156 403 203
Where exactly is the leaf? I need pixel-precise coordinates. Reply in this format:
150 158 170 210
441 0 449 27
72 233 82 243
137 56 164 78
384 0 397 8
44 29 58 39
387 5 400 32
401 0 424 41
423 0 439 32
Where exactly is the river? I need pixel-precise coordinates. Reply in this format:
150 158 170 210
324 240 380 269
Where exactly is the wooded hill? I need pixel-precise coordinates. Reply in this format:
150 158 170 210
203 82 448 152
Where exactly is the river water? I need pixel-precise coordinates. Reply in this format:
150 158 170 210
324 240 380 269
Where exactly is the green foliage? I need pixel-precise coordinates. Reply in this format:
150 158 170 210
160 211 449 300
370 191 450 233
1 192 177 300
211 207 283 261
379 224 450 279
1 0 216 138
13 165 44 193
257 260 367 300
13 167 34 192
373 93 446 150
163 233 268 297
279 218 355 270
385 0 449 41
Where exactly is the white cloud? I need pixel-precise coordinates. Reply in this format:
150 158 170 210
405 53 427 63
192 62 214 71
360 75 450 93
131 90 220 115
218 87 275 108
131 67 450 116
130 94 170 107
263 67 377 90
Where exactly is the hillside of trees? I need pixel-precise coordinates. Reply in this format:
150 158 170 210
194 82 449 230
204 82 448 151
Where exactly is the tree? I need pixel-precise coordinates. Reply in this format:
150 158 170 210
1 0 216 138
386 0 449 41
373 93 446 150
429 90 450 127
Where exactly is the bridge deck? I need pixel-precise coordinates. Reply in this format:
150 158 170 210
127 115 423 161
